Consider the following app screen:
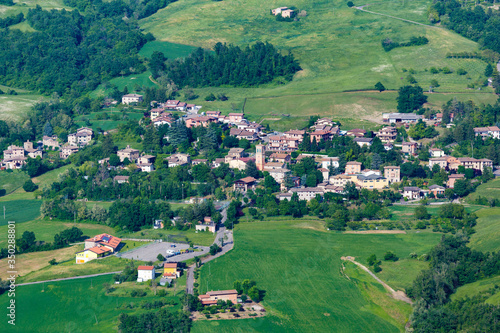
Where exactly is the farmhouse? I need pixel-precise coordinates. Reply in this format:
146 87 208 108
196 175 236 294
447 174 465 188
113 175 129 184
353 137 373 147
474 126 500 139
198 290 239 306
137 266 156 282
59 144 79 159
117 145 140 162
166 153 191 167
195 221 217 233
270 153 291 164
122 94 143 105
233 176 257 192
43 135 60 149
76 233 121 263
403 187 422 200
68 127 93 147
137 155 155 172
402 142 418 155
289 187 324 201
428 185 445 197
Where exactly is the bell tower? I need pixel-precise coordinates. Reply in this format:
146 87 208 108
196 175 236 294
256 144 265 171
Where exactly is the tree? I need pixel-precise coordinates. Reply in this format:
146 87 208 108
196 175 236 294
148 51 167 78
205 93 216 101
109 154 121 166
397 85 428 113
383 251 399 261
371 153 382 169
23 179 38 192
264 175 280 192
43 121 53 137
485 63 493 77
367 254 378 266
209 244 221 255
48 259 57 265
246 160 259 178
18 231 36 252
101 135 115 157
157 253 165 261
375 82 386 92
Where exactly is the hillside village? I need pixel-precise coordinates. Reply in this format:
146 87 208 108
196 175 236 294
2 0 500 332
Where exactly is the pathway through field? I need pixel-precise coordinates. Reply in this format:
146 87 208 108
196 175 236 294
342 256 413 304
355 5 438 28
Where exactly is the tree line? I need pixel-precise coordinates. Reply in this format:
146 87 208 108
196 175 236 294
409 233 500 332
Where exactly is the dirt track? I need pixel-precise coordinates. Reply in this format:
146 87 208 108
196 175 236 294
341 256 413 304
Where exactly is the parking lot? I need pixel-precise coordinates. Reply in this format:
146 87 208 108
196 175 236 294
119 241 209 262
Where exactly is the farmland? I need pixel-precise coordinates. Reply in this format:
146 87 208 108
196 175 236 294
0 274 185 332
193 220 441 332
0 199 41 226
469 207 500 253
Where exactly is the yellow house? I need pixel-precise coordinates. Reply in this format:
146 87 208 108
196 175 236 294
75 246 111 264
163 262 179 279
354 174 389 190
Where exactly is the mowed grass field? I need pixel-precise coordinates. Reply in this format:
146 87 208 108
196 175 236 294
0 171 29 195
193 220 441 333
135 0 497 126
0 199 41 226
0 219 116 248
0 274 184 332
469 207 500 253
452 274 500 305
466 178 500 203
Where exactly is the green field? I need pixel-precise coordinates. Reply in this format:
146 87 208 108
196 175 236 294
136 0 497 122
0 89 46 122
452 274 500 305
0 171 29 196
193 220 441 332
0 219 115 248
0 274 184 332
125 227 216 247
469 207 500 253
0 199 41 226
466 178 500 204
138 40 198 59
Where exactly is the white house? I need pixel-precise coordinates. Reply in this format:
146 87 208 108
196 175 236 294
321 157 339 169
137 266 155 282
122 94 143 105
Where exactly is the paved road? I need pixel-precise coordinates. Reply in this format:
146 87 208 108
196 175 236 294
16 271 121 287
186 207 234 295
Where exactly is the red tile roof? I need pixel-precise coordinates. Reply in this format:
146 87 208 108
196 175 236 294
138 266 155 270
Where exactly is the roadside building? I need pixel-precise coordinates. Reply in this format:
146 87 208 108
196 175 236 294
137 266 156 282
198 290 239 306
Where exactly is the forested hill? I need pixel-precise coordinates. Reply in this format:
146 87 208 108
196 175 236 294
0 0 176 96
431 0 500 54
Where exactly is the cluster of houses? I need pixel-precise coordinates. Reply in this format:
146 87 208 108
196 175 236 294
75 233 122 264
1 127 94 169
137 262 181 285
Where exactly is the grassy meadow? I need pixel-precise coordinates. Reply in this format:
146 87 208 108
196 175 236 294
193 220 441 333
0 219 116 248
469 207 500 253
0 199 41 226
132 0 497 128
452 274 500 305
0 274 185 332
466 178 500 204
0 170 29 195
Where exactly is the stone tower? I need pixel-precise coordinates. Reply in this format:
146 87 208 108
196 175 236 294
256 144 265 171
